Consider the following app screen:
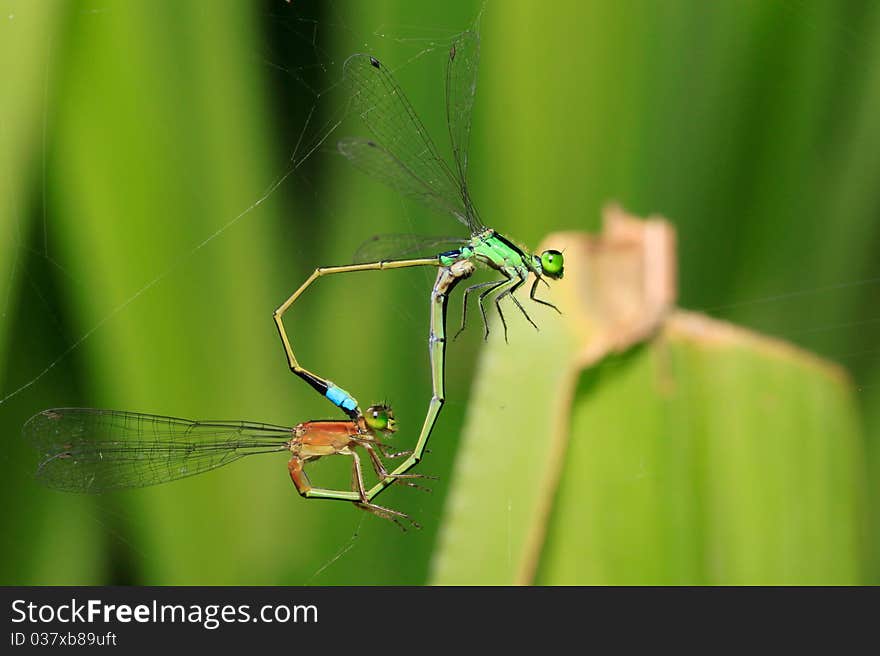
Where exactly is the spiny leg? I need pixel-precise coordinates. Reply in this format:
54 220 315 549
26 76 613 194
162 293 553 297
360 441 433 481
529 276 562 314
476 279 509 340
286 450 420 520
349 451 419 530
354 501 420 530
488 276 522 343
454 280 500 340
373 440 412 459
496 277 539 335
361 443 434 493
273 257 439 418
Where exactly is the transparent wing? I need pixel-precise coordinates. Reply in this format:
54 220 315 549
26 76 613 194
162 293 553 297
352 233 469 264
338 138 467 221
445 29 482 229
342 53 473 229
24 408 293 493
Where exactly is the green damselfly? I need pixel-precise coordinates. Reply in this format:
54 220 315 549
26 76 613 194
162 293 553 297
274 28 564 418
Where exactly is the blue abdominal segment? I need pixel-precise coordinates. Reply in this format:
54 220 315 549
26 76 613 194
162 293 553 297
326 385 358 413
294 367 360 418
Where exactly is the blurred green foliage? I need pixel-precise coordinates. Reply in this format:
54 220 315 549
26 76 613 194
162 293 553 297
434 310 868 584
0 0 877 584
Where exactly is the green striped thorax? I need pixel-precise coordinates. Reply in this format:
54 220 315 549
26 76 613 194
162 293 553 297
439 229 565 280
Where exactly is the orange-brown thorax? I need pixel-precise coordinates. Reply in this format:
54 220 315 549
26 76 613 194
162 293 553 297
291 420 360 460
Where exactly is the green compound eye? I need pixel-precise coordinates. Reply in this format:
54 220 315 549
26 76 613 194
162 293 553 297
540 249 564 278
364 405 394 432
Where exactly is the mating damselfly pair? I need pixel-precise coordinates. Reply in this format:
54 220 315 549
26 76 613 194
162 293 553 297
25 24 564 527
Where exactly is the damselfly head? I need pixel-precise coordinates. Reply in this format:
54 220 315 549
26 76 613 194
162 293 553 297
538 250 564 279
364 404 396 435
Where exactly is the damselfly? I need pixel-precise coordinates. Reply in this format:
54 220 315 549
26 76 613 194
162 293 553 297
24 404 424 528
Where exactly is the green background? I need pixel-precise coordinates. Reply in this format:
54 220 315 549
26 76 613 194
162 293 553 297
0 0 877 584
